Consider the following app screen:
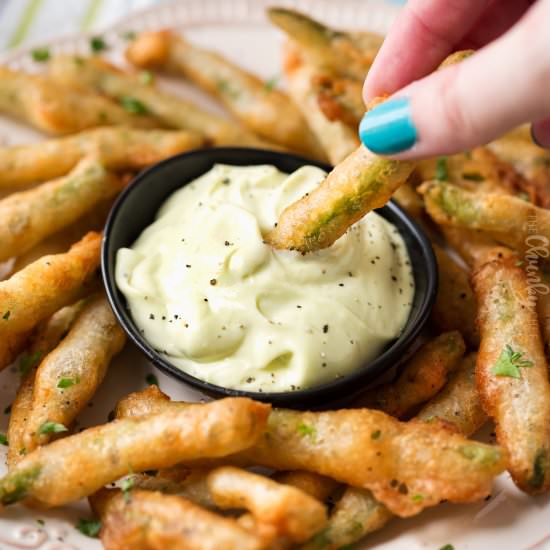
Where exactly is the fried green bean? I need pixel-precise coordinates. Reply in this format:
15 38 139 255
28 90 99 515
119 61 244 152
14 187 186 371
356 331 466 417
267 8 383 79
473 258 550 493
91 488 265 550
420 181 550 253
266 144 415 252
0 157 122 262
0 127 202 188
417 353 487 436
7 301 87 467
0 66 158 134
48 55 270 148
432 245 479 347
0 232 101 370
207 466 328 544
282 49 359 164
23 294 126 452
0 398 270 507
113 390 503 518
126 31 325 158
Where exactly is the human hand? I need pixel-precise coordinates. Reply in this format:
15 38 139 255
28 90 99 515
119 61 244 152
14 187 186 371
359 0 550 158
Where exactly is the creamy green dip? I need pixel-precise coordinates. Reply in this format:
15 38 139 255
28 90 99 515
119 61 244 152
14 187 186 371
116 164 414 392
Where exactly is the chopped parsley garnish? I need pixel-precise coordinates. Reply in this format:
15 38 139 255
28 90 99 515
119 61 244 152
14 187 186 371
264 75 279 92
439 545 454 550
435 156 449 181
0 433 8 446
76 518 101 538
38 421 68 435
145 373 159 386
3 310 10 320
31 48 50 62
90 36 108 52
493 345 533 378
411 493 424 502
120 96 148 114
139 70 154 85
217 79 240 99
57 377 80 389
18 351 43 377
4 404 11 414
36 518 45 526
371 429 381 440
296 422 316 439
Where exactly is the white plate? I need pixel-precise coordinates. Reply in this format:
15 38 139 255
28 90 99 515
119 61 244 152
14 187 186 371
0 1 549 549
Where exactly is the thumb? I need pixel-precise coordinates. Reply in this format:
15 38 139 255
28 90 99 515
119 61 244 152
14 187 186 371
359 1 550 159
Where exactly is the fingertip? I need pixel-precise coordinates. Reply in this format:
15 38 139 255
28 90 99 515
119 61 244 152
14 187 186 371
531 118 550 149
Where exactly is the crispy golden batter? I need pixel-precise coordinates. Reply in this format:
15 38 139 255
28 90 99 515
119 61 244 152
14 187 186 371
417 353 487 436
92 489 264 550
0 398 270 507
0 158 122 262
272 470 339 503
267 8 383 80
0 66 158 134
473 258 550 493
129 467 215 510
208 466 327 544
0 232 101 370
0 127 202 188
48 55 271 148
282 47 359 164
114 383 173 418
266 145 415 252
356 331 465 417
126 31 325 159
420 181 550 253
432 245 479 347
7 301 87 467
23 294 126 452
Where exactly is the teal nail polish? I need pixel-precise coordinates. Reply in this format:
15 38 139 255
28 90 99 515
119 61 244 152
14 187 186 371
359 97 417 154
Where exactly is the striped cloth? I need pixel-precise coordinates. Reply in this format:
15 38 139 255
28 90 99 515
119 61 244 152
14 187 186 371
0 0 171 50
0 0 407 51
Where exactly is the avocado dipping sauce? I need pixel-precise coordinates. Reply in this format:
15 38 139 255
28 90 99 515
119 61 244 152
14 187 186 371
115 164 414 392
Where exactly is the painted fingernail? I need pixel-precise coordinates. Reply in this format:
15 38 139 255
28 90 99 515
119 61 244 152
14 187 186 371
359 97 417 154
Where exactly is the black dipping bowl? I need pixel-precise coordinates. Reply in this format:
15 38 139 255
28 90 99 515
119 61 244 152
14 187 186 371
103 148 437 409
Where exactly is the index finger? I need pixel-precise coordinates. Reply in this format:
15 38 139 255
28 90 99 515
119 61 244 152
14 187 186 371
364 0 489 100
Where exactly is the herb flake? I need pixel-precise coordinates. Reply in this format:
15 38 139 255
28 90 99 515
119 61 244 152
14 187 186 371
90 36 108 52
0 433 8 446
57 377 80 389
296 422 316 439
145 373 159 386
76 518 101 538
493 345 533 378
120 96 148 115
31 48 50 62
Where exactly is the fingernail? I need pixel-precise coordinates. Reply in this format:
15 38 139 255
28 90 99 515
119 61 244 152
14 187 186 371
359 97 417 154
